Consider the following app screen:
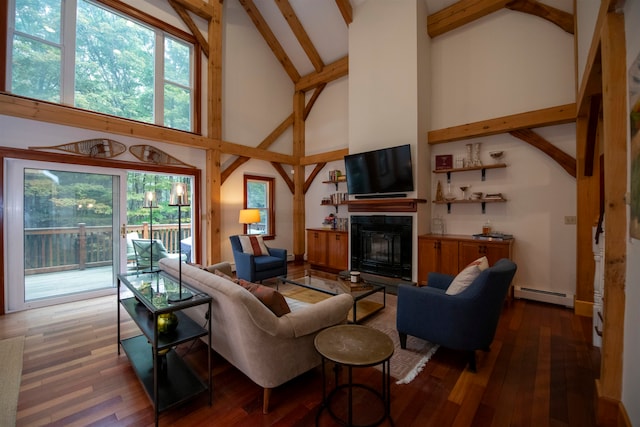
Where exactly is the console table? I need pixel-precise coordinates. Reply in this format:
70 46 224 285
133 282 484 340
117 271 212 426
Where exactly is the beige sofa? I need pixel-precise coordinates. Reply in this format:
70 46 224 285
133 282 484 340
158 258 354 413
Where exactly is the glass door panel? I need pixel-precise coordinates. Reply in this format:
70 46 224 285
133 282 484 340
5 159 123 311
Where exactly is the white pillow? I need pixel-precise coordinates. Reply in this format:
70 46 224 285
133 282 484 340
445 256 489 295
238 235 270 256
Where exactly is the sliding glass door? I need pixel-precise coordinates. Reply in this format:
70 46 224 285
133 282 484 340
5 159 125 311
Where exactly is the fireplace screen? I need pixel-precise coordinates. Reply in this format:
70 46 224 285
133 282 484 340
362 231 401 265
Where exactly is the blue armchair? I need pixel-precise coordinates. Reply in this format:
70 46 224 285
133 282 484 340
229 235 287 282
396 258 517 371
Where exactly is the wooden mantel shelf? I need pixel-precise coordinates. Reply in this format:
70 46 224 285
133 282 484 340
347 198 427 213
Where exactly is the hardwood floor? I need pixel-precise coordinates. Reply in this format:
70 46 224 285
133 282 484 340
0 264 600 427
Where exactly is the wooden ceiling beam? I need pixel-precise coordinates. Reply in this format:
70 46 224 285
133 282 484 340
295 56 348 92
275 0 324 72
271 162 295 194
238 0 301 83
304 162 326 194
427 0 510 38
583 94 601 177
428 103 576 144
217 139 295 164
509 128 576 177
335 0 353 25
505 0 574 34
300 148 349 165
304 84 327 120
169 0 209 56
171 0 214 20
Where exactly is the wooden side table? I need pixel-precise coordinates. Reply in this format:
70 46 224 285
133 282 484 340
314 324 394 426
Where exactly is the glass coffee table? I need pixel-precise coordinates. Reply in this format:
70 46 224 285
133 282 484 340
278 270 386 323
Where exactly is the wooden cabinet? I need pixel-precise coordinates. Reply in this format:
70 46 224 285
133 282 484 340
307 228 348 272
418 234 514 285
418 236 459 284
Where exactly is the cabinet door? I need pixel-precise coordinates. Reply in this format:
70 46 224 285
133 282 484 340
459 241 511 267
327 232 348 271
307 230 327 266
439 240 459 275
418 237 439 285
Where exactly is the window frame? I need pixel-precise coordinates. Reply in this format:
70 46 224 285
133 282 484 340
243 174 275 240
4 0 201 133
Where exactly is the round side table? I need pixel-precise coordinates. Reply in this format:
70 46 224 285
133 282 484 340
314 324 394 427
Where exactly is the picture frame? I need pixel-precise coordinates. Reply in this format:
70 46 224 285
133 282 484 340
435 154 453 170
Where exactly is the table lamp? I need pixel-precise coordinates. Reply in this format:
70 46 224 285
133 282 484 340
239 209 261 234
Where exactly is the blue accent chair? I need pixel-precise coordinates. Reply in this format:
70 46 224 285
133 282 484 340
396 258 517 371
229 235 288 282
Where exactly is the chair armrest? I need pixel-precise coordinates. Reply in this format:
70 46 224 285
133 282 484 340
427 272 454 290
268 247 287 260
281 294 354 337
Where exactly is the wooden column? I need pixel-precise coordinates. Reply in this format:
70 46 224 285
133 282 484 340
206 2 223 264
597 10 627 426
292 91 306 263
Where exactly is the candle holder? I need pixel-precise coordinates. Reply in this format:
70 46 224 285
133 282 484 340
167 182 192 303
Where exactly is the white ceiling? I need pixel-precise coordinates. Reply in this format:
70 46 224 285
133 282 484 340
245 0 573 79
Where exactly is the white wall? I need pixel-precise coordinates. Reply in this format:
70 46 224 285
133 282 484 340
623 0 640 422
429 6 577 296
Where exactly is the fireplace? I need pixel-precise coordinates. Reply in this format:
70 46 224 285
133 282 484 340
350 215 412 281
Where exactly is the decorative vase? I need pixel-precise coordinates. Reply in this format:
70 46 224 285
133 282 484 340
157 312 179 334
465 144 473 167
473 142 482 166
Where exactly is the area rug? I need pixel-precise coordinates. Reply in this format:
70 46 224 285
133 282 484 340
362 294 439 384
275 281 438 385
0 336 25 426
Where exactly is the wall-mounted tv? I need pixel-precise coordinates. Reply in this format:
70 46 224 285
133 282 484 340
344 144 414 196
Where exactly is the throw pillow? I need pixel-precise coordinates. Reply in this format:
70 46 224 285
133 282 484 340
238 235 270 256
237 279 291 317
446 256 489 295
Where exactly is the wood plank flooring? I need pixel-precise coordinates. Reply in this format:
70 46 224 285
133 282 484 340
0 264 600 426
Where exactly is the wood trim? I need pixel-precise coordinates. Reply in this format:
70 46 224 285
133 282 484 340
598 10 627 407
169 0 210 55
275 0 324 72
300 149 349 165
0 0 7 93
573 299 593 318
171 0 214 20
335 0 353 25
347 198 427 213
504 0 574 34
428 103 576 144
303 163 326 194
271 162 295 194
427 0 510 38
584 94 602 176
295 56 349 92
238 0 301 83
509 128 576 177
0 94 211 149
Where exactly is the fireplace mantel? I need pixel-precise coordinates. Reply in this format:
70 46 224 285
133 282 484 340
347 198 427 213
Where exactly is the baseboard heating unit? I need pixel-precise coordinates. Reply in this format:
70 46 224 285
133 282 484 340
513 286 574 308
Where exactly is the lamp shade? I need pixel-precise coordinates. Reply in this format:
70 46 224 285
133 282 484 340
142 191 158 208
169 182 190 206
239 209 261 224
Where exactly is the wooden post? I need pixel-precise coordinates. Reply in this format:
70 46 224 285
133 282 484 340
292 90 306 264
78 223 86 270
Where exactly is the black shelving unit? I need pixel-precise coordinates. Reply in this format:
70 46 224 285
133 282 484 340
117 271 212 426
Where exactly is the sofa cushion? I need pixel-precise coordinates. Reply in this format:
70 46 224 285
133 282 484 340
239 235 270 256
446 256 489 295
238 279 291 317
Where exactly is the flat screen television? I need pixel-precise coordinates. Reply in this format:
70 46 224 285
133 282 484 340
344 144 414 196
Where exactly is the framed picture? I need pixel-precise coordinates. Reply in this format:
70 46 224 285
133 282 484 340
435 154 453 170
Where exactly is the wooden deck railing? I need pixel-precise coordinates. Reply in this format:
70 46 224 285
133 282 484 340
24 223 191 275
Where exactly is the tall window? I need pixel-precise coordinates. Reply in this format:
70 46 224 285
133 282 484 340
8 0 196 132
244 175 275 239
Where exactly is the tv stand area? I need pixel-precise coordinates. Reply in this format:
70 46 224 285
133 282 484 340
354 193 407 199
